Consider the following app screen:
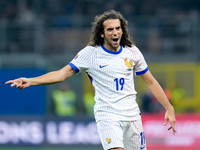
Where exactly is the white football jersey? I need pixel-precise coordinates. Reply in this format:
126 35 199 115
69 45 148 122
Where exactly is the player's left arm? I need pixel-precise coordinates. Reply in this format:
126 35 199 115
139 70 177 135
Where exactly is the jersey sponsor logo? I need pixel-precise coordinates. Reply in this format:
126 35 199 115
99 65 108 68
106 138 111 144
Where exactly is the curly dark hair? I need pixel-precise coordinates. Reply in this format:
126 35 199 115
87 10 134 47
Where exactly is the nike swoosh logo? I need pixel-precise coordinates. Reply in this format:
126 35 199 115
99 65 108 68
140 146 146 150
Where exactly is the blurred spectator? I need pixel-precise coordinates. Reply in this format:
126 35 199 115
171 85 186 113
52 82 77 116
140 90 153 113
147 28 161 53
84 92 95 117
151 87 171 113
18 2 36 53
83 92 95 117
18 3 36 26
141 86 171 113
5 1 17 22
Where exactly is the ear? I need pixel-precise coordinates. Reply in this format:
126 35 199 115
100 33 104 38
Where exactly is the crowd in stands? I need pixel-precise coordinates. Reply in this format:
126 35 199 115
0 0 199 25
0 0 199 54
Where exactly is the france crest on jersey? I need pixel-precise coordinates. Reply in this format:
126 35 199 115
69 45 148 122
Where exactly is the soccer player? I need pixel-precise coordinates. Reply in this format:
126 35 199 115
5 10 176 150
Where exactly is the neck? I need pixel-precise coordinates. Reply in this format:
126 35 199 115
103 44 121 52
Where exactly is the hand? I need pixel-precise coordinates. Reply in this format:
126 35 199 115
164 108 177 135
5 78 30 89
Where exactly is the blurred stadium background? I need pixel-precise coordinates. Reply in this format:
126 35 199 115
0 0 200 150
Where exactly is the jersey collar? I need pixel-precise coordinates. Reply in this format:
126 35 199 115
101 45 122 54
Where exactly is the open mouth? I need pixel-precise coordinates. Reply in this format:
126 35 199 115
112 38 119 42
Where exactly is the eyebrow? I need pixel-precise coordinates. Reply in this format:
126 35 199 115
106 25 121 30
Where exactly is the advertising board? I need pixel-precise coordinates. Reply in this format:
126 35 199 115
0 114 199 149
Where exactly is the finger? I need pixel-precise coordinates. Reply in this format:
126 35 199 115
168 126 172 130
5 80 13 84
18 86 23 90
169 126 177 135
168 123 177 135
173 128 177 135
11 83 17 87
171 122 177 135
18 85 26 90
164 119 168 126
16 83 24 89
10 81 21 88
16 84 23 89
15 80 22 87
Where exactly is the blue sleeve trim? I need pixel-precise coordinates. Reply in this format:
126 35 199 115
69 63 79 73
136 67 149 75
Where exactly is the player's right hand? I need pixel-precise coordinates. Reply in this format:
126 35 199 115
5 78 30 89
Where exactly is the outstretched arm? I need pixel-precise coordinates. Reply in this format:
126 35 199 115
139 70 177 135
5 65 76 89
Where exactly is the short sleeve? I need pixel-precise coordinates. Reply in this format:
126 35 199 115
133 46 148 75
69 46 92 73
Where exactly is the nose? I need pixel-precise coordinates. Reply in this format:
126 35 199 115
113 29 117 35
